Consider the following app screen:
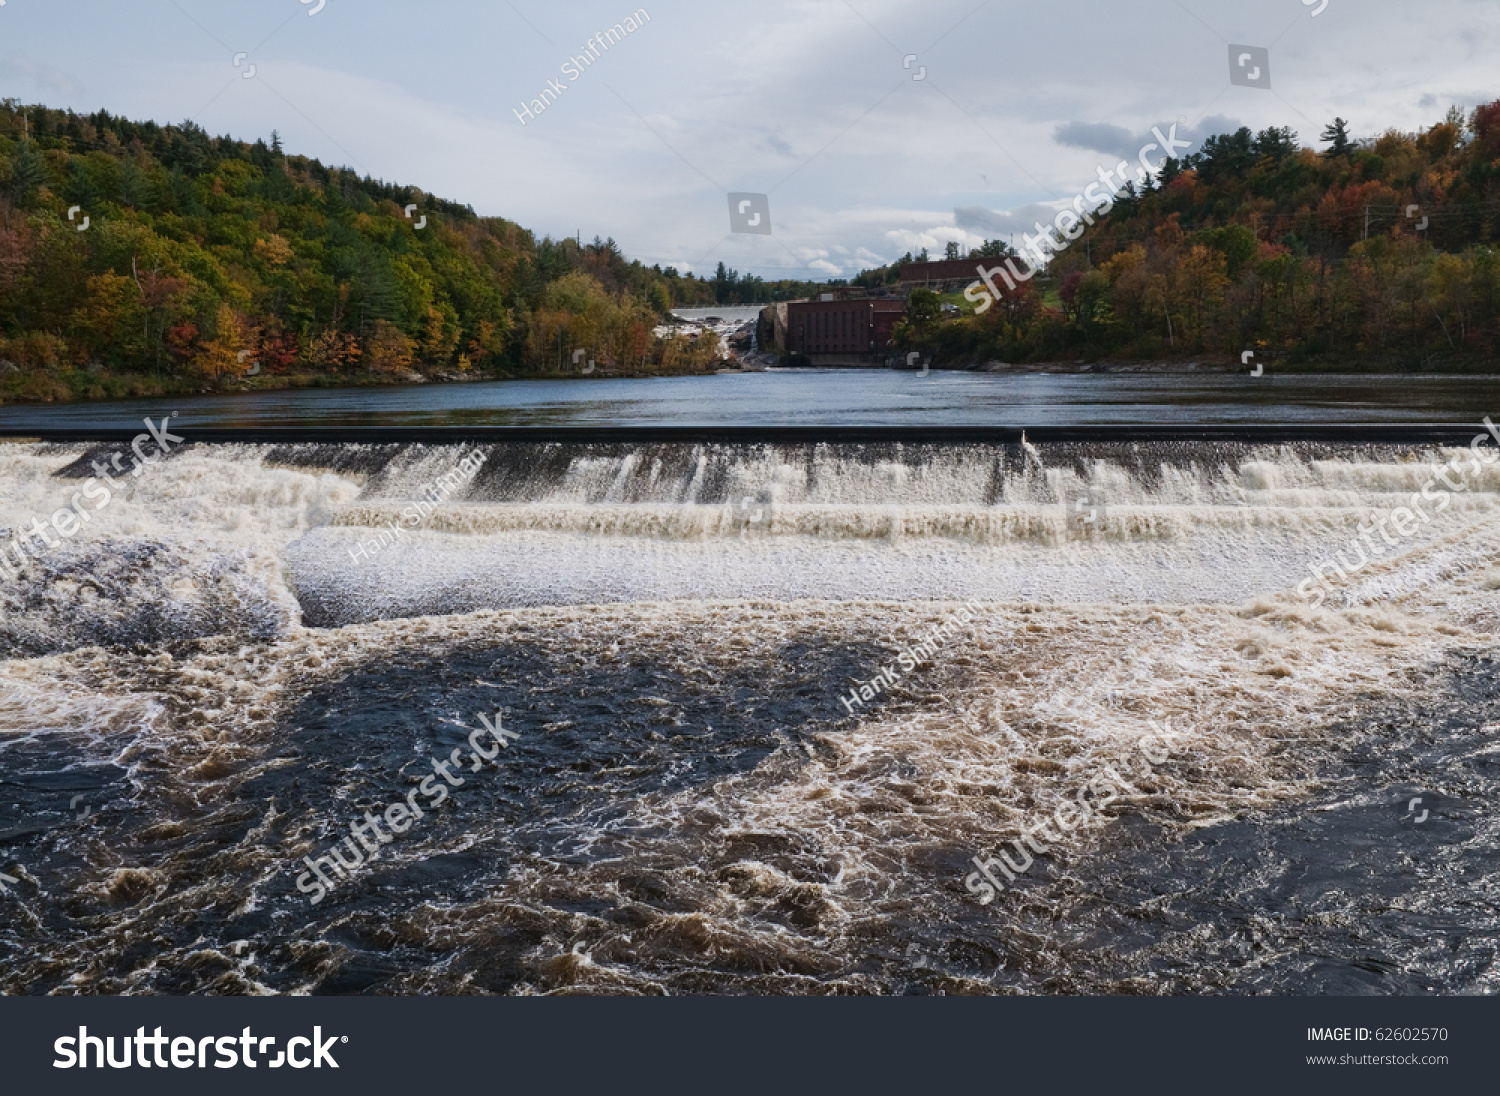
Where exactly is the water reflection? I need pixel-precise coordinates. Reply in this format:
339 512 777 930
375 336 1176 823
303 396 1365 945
5 370 1500 431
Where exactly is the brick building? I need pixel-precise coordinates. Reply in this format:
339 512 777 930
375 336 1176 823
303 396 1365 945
785 298 906 362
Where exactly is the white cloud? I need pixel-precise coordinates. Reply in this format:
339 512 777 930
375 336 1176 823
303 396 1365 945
0 53 87 99
3 0 1496 280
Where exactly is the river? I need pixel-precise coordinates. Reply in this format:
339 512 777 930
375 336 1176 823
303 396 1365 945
5 370 1500 432
2 379 1498 996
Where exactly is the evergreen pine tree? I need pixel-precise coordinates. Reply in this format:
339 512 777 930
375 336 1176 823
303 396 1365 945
7 139 48 199
1321 117 1353 157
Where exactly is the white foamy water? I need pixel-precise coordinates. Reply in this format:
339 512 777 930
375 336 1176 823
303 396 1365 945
284 440 1500 622
5 438 1500 638
0 442 359 655
4 437 1500 995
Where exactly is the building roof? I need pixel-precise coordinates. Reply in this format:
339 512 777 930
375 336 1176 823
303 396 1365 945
898 257 1000 283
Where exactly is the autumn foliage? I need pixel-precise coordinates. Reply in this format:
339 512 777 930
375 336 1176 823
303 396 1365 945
0 101 733 396
919 103 1500 369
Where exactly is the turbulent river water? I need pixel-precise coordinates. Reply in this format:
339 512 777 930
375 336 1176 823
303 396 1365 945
2 436 1499 995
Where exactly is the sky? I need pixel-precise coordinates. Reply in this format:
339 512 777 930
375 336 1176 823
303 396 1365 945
1 0 1497 280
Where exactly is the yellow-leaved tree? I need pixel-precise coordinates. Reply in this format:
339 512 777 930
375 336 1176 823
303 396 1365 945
365 319 416 373
195 302 249 379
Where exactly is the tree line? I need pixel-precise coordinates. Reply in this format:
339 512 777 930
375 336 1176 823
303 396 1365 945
0 102 755 400
895 103 1500 370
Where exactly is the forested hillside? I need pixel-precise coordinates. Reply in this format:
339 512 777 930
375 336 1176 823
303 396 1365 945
0 101 826 401
8 97 1500 402
901 103 1500 370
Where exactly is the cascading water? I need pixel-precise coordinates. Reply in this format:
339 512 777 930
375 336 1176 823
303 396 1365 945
3 437 1499 995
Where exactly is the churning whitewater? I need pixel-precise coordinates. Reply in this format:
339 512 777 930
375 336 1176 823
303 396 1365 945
2 437 1499 994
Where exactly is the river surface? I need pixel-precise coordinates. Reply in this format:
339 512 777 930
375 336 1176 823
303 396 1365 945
5 370 1500 431
2 390 1499 996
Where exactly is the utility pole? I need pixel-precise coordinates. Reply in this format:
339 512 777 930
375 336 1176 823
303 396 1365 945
1363 205 1370 241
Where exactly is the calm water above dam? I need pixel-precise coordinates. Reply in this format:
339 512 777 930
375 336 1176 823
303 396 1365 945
6 370 1500 432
